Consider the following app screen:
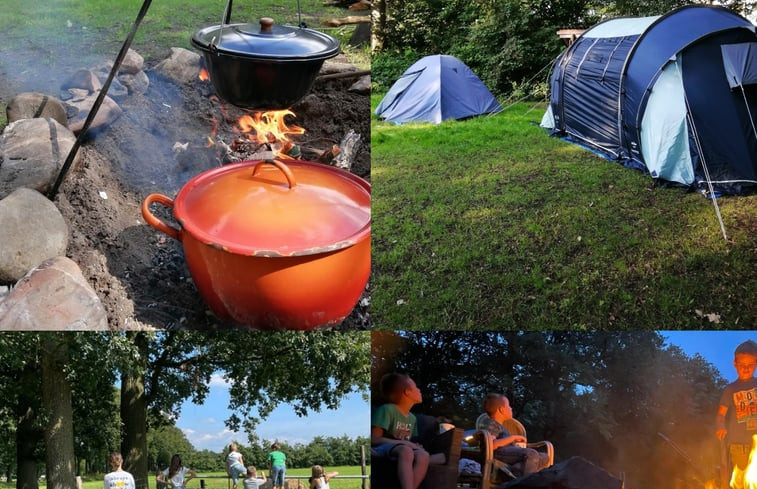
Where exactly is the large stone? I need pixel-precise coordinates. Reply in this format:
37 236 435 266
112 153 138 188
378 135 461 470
349 75 370 94
119 70 150 95
62 68 103 93
6 92 68 126
119 48 145 75
499 457 623 489
0 118 80 198
0 256 108 330
66 92 123 134
154 47 202 85
0 188 69 283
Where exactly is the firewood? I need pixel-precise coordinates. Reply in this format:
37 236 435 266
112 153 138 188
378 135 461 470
317 144 341 164
333 130 361 171
316 69 371 82
321 15 370 27
348 0 371 10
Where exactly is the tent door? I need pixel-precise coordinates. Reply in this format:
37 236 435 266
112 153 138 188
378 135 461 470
640 57 694 185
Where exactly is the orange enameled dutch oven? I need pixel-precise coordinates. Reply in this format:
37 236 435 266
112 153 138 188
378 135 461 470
141 159 370 329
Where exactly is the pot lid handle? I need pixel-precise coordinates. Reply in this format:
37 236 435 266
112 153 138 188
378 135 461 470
259 17 274 33
252 159 297 188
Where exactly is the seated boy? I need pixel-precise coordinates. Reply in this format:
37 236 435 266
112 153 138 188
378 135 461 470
372 373 444 489
475 393 549 476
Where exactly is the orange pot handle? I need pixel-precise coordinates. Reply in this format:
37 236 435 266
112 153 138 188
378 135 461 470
141 193 181 241
251 159 297 189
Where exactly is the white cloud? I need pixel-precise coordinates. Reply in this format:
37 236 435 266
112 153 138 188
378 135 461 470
209 373 230 388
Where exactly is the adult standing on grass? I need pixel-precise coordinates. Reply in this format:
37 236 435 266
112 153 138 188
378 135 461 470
104 452 136 489
227 442 247 489
268 442 287 489
157 454 196 489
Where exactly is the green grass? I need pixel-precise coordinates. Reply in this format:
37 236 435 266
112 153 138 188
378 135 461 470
0 466 369 489
0 0 368 65
371 95 757 328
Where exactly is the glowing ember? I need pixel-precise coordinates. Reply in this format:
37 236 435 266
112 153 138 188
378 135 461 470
199 68 210 82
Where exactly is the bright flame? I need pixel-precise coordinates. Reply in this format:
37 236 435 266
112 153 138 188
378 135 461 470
199 68 210 81
235 110 304 159
735 435 757 489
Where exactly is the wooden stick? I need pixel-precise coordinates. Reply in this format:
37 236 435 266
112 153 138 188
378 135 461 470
316 69 371 81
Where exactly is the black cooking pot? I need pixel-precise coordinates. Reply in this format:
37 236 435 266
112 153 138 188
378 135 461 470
192 17 340 110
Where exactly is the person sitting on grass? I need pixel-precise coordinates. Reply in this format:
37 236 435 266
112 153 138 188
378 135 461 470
242 465 267 489
371 373 446 489
309 465 338 489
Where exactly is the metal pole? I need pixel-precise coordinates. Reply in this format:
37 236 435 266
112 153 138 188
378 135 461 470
47 0 154 200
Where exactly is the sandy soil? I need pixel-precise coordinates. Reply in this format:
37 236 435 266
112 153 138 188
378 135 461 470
2 58 370 329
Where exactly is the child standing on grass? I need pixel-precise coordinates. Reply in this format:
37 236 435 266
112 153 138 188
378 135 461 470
242 466 267 489
104 452 136 489
268 442 287 489
309 465 338 489
157 454 196 489
716 340 757 489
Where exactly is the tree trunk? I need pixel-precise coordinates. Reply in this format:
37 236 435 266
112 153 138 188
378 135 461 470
16 364 41 489
121 332 149 489
40 334 76 489
371 0 386 52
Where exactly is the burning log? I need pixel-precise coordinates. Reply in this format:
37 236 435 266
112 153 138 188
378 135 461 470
315 144 341 164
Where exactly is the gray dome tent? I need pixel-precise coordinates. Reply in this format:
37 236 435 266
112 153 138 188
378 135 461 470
376 55 502 124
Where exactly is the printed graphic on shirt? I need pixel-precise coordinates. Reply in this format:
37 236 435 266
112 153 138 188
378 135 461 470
733 387 757 431
391 420 413 440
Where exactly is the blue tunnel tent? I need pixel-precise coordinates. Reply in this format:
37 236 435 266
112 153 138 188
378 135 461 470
375 55 502 124
541 5 757 195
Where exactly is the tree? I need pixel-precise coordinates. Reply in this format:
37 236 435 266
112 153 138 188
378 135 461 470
40 334 75 489
120 331 370 489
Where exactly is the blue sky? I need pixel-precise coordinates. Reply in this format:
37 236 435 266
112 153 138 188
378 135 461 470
176 373 369 452
661 330 757 381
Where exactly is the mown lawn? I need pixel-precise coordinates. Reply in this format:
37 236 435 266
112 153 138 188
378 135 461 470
371 95 757 328
1 466 369 489
0 0 367 65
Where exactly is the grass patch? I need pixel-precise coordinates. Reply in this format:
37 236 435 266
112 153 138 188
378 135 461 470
0 0 367 63
371 95 757 328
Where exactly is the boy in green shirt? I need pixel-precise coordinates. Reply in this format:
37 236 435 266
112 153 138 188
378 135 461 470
371 373 430 489
267 442 287 489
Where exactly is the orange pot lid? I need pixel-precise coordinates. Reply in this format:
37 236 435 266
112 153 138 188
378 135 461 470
174 160 371 257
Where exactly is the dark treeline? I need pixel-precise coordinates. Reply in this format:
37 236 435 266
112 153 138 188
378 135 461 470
372 331 728 489
371 0 754 97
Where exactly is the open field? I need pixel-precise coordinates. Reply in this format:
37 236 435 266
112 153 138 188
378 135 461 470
0 466 370 489
371 96 757 328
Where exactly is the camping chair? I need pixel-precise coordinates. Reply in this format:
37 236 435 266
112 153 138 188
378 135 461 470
458 418 554 489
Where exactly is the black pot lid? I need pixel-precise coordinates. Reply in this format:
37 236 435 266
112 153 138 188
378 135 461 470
192 18 340 61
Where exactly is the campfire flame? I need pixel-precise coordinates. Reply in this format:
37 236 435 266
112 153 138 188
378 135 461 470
199 68 210 82
234 110 305 159
724 435 757 489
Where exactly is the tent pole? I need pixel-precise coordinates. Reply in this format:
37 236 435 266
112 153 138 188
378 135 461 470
739 86 757 142
676 63 728 241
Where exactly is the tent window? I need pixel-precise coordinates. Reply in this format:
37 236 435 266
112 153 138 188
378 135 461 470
721 42 757 89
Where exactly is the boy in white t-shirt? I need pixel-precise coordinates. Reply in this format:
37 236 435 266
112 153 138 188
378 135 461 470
242 466 267 489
